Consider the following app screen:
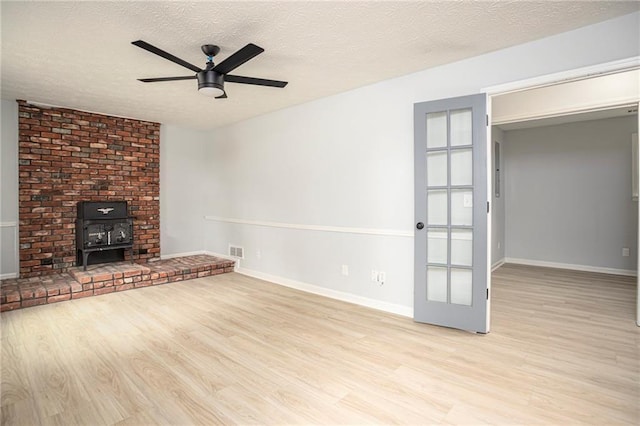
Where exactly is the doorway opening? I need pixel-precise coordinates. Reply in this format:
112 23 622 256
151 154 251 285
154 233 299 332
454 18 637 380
487 65 639 325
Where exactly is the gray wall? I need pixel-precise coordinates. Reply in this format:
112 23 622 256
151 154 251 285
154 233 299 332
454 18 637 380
159 124 208 257
0 99 19 277
492 126 506 266
504 115 638 273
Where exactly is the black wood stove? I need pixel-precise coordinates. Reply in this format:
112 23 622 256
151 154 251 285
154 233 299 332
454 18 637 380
76 201 134 271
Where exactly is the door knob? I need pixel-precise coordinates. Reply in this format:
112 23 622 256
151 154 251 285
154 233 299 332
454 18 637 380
416 222 424 230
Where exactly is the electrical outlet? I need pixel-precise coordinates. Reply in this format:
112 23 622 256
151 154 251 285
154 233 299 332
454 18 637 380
256 249 262 260
371 269 378 281
622 247 630 257
378 271 386 285
341 264 349 276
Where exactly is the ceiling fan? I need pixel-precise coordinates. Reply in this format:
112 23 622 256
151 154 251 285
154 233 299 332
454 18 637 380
132 40 288 99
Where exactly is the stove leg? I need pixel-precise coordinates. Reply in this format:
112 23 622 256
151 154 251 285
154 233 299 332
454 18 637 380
83 251 89 271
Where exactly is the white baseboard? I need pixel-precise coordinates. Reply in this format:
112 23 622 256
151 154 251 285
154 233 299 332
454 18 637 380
161 250 239 272
492 258 506 272
203 251 239 270
236 267 413 318
160 250 206 260
0 272 19 280
504 257 637 277
203 250 237 261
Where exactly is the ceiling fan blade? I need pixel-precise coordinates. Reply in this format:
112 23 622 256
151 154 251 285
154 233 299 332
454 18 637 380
138 76 196 83
213 43 264 75
132 40 202 73
215 92 228 99
225 75 288 88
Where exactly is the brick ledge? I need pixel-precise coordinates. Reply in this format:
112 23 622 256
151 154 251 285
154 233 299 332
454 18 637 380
1 255 235 312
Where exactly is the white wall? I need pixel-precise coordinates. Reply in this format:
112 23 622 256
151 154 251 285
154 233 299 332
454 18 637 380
491 126 506 266
160 124 208 257
504 116 638 274
202 12 640 313
201 102 415 314
0 99 19 278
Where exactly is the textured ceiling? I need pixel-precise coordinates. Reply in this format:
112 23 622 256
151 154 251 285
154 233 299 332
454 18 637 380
1 1 638 129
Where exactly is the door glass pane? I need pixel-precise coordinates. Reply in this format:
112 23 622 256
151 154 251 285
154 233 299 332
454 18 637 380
427 190 448 225
427 266 448 302
451 189 472 226
450 109 472 147
451 268 472 306
451 229 472 266
427 151 448 187
451 149 472 186
427 229 448 264
426 112 447 148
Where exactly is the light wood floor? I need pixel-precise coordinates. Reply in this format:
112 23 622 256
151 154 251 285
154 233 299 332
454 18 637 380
1 265 638 425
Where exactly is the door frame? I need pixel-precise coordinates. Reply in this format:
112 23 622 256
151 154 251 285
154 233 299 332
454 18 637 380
482 56 640 326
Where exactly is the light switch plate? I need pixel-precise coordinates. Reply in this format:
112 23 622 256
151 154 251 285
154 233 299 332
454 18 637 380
463 193 473 208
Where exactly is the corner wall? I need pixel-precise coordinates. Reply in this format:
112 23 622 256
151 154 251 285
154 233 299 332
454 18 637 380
160 124 208 258
1 100 19 278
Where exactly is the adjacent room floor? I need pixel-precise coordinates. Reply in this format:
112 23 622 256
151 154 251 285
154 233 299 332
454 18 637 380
1 265 637 424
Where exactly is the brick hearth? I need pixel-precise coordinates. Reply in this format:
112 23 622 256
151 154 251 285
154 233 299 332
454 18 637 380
0 255 234 312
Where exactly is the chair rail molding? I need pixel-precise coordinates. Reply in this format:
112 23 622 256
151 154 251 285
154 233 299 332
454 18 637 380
204 215 414 238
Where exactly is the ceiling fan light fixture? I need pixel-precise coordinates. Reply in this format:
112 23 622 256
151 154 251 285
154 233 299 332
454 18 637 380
197 70 224 97
199 86 224 97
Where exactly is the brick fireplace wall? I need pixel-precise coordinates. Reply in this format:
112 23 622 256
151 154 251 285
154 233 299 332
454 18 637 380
17 101 160 277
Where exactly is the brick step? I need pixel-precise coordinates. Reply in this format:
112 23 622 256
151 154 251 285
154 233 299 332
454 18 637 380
0 255 235 312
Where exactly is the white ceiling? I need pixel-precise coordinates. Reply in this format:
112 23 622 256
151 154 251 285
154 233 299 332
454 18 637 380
1 1 638 130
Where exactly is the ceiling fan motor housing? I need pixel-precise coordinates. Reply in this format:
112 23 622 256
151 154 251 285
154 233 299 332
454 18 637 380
197 70 224 92
201 44 220 57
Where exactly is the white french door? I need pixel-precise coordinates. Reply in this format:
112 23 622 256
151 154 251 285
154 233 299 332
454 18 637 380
413 94 490 333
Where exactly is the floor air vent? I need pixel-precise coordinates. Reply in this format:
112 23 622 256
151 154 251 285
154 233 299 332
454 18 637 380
229 245 244 259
